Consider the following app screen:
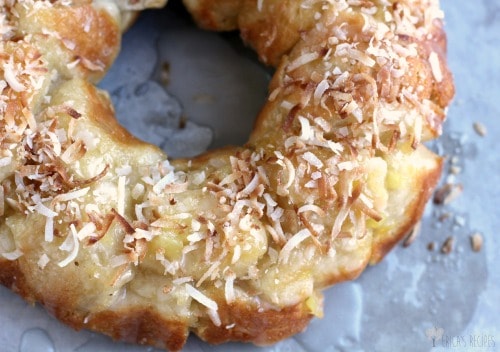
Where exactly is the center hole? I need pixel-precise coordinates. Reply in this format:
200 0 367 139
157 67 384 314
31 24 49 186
99 5 270 159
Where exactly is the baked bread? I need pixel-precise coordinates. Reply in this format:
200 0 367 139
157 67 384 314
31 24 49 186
0 0 453 351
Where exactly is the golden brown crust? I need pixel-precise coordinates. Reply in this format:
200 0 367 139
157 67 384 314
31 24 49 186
87 309 190 351
423 20 455 109
16 2 122 82
183 0 243 30
196 300 313 346
369 153 443 264
0 259 31 301
0 257 189 351
238 0 318 66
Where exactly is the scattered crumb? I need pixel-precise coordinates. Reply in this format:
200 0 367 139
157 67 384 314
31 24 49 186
441 236 454 254
470 232 483 252
449 165 461 175
473 122 487 137
454 215 466 227
403 222 421 247
450 155 460 165
433 183 463 205
427 242 436 251
438 212 451 222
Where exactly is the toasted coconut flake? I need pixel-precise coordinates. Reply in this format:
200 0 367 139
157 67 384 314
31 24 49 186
331 206 350 239
60 140 86 164
298 116 314 141
117 176 126 216
76 222 97 241
58 224 79 267
279 229 311 264
314 80 330 104
80 57 105 72
280 158 296 193
238 173 260 197
131 183 145 200
44 216 54 243
37 254 50 269
111 209 135 234
269 206 284 223
428 51 443 83
186 283 218 311
298 204 326 217
314 117 331 133
355 195 383 222
196 260 220 287
302 152 323 169
304 180 317 188
263 193 278 208
187 232 205 243
153 172 174 195
34 202 58 218
4 65 25 92
224 271 236 303
231 244 241 264
0 156 12 168
286 52 320 72
470 232 483 252
53 187 89 203
171 277 193 286
207 308 222 327
265 224 283 245
348 48 376 67
338 161 357 171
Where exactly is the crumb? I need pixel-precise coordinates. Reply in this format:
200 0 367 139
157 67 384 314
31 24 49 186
438 212 451 222
433 183 463 205
449 165 461 175
470 232 483 252
454 215 466 227
427 242 436 251
441 236 454 254
473 122 487 137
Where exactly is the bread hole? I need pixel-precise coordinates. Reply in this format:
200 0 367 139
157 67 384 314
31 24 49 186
103 6 270 158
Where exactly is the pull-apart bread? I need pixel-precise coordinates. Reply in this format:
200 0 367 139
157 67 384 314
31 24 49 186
0 0 453 350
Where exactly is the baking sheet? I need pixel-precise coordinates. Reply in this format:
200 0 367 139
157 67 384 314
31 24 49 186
1 1 499 351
